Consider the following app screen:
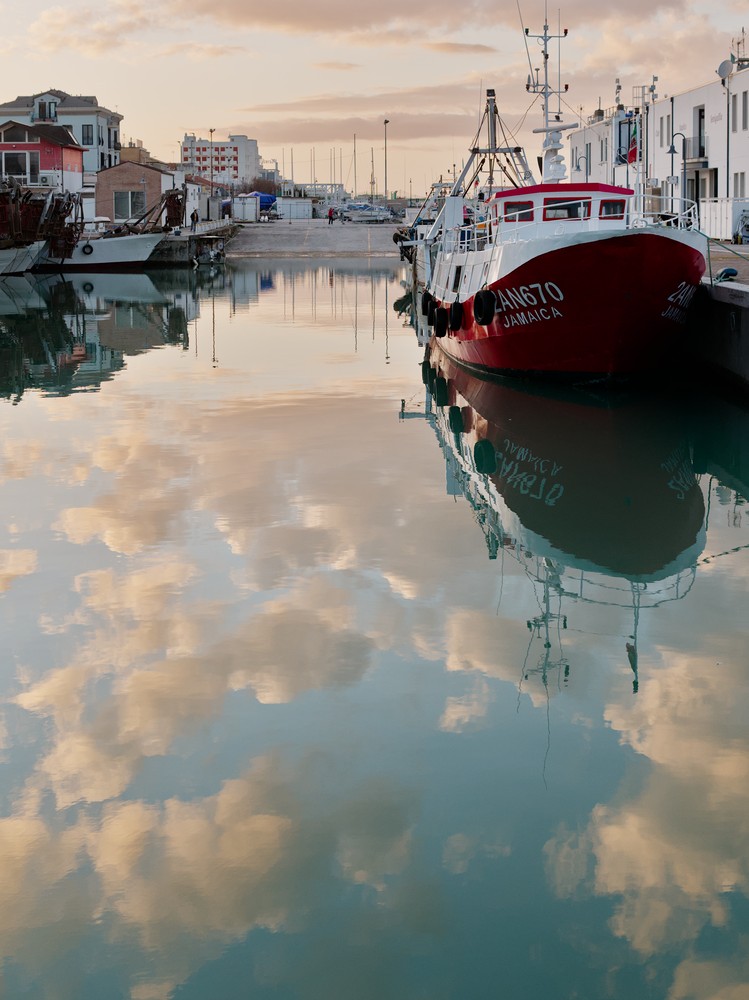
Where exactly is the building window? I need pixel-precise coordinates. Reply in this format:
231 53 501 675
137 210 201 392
734 172 746 198
3 124 29 142
82 124 93 145
732 93 738 132
1 150 39 182
113 190 147 220
743 91 748 131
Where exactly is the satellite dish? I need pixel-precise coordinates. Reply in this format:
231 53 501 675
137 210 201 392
717 59 734 79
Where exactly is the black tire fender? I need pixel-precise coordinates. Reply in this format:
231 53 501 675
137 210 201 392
435 307 449 338
448 405 464 434
474 289 496 326
474 439 497 475
434 376 449 407
450 300 463 331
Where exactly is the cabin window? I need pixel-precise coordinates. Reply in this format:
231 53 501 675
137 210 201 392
600 200 625 219
543 198 591 221
504 201 534 222
452 265 463 293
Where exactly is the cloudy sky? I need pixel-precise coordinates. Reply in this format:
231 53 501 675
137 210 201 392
3 0 745 194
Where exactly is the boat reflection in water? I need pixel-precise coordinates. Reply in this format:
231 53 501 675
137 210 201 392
0 270 211 400
416 342 707 691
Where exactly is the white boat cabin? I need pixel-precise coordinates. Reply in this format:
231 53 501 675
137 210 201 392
489 182 634 236
426 181 702 304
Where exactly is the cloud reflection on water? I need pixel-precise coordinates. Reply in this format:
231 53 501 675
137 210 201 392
0 269 748 998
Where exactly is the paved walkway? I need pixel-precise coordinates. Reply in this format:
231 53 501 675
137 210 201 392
225 217 401 258
224 219 749 284
707 242 749 284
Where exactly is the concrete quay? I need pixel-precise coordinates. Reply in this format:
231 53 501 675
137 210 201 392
706 242 749 284
691 246 749 390
224 218 401 258
148 221 238 266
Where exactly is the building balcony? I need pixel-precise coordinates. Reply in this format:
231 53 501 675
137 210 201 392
685 135 708 160
30 112 58 123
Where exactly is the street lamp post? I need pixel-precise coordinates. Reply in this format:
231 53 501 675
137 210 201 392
574 155 589 183
208 127 215 221
383 119 389 205
667 131 687 214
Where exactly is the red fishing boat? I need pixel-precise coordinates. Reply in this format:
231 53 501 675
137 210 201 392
414 20 708 380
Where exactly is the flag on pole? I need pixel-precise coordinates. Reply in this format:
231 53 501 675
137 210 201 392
627 121 638 164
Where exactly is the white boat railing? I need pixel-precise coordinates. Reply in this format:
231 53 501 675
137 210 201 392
629 194 700 230
436 193 701 255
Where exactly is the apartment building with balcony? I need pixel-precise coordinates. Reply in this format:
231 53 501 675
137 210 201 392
180 133 260 187
0 90 122 173
566 58 749 238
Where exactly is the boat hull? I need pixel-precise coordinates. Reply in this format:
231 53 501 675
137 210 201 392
0 241 46 277
37 232 166 271
431 230 706 378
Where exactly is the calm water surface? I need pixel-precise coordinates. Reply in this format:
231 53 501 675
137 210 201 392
0 261 748 999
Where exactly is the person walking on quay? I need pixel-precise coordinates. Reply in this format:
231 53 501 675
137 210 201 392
328 206 334 225
190 209 199 232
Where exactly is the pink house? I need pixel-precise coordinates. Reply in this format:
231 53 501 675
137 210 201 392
0 120 84 192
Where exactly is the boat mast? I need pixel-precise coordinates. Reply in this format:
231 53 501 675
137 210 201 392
525 15 578 182
423 90 534 245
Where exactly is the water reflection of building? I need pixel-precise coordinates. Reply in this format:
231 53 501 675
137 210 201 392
0 274 123 399
0 269 218 400
410 344 708 691
64 273 190 356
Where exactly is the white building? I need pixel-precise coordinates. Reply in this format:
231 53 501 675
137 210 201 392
0 90 122 173
567 57 749 238
180 133 260 187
